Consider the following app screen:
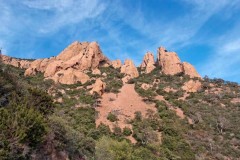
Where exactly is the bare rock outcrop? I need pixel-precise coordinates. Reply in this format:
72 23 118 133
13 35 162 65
141 83 152 90
90 79 106 95
92 68 101 75
57 41 110 70
25 59 48 76
157 47 183 75
182 62 201 78
121 59 139 80
182 80 202 93
48 68 90 85
44 60 63 77
23 41 110 84
0 54 32 69
140 52 156 73
156 47 201 79
111 59 122 69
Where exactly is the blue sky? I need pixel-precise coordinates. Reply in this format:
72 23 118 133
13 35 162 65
1 0 240 82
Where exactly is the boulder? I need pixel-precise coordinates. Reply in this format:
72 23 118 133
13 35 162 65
90 79 106 95
25 59 44 76
182 62 201 78
157 47 183 75
49 68 90 85
121 59 139 79
44 60 63 77
141 83 152 90
24 68 37 76
111 59 122 69
140 52 156 73
92 68 101 75
102 72 107 77
19 60 31 68
182 80 202 93
38 58 52 72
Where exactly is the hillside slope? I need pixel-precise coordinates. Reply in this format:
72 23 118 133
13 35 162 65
0 42 240 160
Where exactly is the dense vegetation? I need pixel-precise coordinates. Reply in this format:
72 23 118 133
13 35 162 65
99 66 124 93
0 63 239 160
130 67 240 159
0 63 54 159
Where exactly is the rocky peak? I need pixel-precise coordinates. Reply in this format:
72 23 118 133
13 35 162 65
56 41 88 61
111 59 122 69
140 52 156 73
157 46 183 75
156 46 201 78
56 41 110 70
24 41 110 84
121 59 139 82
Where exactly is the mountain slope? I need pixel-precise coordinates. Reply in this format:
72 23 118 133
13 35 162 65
0 41 240 160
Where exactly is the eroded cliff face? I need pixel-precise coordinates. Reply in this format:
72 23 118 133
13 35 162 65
1 41 201 85
23 41 110 84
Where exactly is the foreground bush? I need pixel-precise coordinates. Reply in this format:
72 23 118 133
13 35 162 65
0 104 47 159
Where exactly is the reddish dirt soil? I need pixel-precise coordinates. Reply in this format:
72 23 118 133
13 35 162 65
96 84 156 143
231 98 240 104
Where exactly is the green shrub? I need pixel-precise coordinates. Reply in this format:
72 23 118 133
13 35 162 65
49 115 95 159
107 112 118 122
0 104 47 159
113 126 122 136
134 111 142 121
123 127 132 136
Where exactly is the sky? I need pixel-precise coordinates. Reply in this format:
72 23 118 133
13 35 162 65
0 0 240 82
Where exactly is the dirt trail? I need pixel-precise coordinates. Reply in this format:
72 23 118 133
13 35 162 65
96 84 156 143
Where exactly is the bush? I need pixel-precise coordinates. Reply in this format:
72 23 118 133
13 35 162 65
134 111 142 121
49 115 95 159
113 126 122 136
107 112 118 122
0 104 47 159
95 136 132 160
123 127 132 136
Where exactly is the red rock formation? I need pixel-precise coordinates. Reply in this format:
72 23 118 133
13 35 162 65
24 41 110 84
90 78 106 95
157 47 183 75
2 42 202 86
111 59 122 69
182 62 201 78
0 54 32 69
140 52 156 73
58 41 110 71
92 68 101 75
121 59 139 81
156 47 201 79
49 68 90 85
182 80 202 92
